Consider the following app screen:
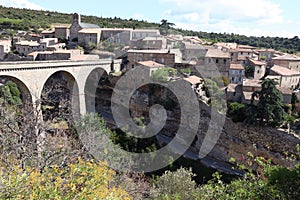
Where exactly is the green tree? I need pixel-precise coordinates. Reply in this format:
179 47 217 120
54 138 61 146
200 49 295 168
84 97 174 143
159 19 175 36
249 79 286 127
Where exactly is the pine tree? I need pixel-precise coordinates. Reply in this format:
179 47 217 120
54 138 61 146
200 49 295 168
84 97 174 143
249 79 286 127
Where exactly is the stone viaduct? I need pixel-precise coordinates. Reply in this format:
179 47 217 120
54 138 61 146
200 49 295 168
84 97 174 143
0 59 121 116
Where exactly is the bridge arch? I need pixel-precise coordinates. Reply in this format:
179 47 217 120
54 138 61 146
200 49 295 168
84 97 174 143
41 70 80 121
84 68 110 114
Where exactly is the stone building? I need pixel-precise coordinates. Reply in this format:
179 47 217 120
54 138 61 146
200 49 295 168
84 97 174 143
272 54 300 72
127 49 175 68
0 40 11 60
78 29 101 46
205 48 231 78
248 59 267 80
268 65 300 89
132 29 160 40
100 28 132 45
55 25 70 40
69 13 100 43
229 63 245 84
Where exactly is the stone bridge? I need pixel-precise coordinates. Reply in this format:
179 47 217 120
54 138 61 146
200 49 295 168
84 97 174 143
0 59 121 116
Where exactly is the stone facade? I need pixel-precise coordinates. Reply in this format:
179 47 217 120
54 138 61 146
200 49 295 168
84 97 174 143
127 49 175 68
100 28 132 45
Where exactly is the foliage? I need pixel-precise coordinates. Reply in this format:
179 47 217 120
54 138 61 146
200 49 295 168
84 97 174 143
1 6 300 52
151 68 177 83
244 66 254 78
150 167 200 200
180 67 191 76
0 81 22 106
204 78 227 113
247 79 286 127
227 102 247 122
0 158 131 199
266 163 300 200
212 76 229 87
159 19 175 36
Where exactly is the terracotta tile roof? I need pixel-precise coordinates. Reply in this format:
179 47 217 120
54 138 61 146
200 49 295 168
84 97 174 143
272 54 300 61
277 87 292 95
248 59 266 66
137 60 165 68
237 56 248 60
230 63 244 70
238 45 256 49
184 75 202 85
271 65 300 76
78 29 101 34
205 48 231 58
243 79 261 87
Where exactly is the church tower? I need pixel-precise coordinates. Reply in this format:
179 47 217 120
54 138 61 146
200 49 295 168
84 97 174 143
73 13 81 25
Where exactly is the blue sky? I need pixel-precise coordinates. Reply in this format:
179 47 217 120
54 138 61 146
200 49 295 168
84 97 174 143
1 0 300 38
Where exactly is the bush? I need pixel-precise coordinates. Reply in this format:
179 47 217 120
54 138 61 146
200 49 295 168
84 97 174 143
227 102 247 122
0 158 131 199
150 167 200 200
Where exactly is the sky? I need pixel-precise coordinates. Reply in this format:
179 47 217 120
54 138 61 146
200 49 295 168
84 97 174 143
0 0 300 38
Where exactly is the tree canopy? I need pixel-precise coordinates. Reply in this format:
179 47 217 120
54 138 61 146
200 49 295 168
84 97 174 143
247 79 285 127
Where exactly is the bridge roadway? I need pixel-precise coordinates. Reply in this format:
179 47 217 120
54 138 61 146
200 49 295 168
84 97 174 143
0 59 121 115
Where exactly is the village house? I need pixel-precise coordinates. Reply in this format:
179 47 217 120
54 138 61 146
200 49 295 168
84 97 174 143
241 79 262 104
213 42 238 52
268 65 300 89
100 28 132 45
127 49 176 68
55 25 70 40
136 60 165 76
271 54 300 72
183 36 203 45
132 29 160 40
69 13 101 43
204 48 231 77
27 49 99 61
0 40 11 60
133 36 167 50
41 29 55 38
24 33 43 42
256 48 275 62
248 59 267 80
15 41 40 56
230 48 254 64
226 83 243 102
229 63 245 84
181 42 207 61
78 28 101 46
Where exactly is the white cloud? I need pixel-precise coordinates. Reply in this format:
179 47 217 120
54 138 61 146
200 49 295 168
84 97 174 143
0 0 43 10
160 0 291 37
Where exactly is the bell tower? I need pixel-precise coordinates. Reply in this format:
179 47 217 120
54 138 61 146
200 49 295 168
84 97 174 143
73 13 81 25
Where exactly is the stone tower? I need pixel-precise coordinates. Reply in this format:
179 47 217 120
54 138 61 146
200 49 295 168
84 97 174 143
73 13 81 25
70 13 82 42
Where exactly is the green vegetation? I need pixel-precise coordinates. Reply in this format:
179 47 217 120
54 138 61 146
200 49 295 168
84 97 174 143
0 6 300 52
0 81 22 106
151 67 177 83
227 102 247 122
247 79 285 127
150 150 300 200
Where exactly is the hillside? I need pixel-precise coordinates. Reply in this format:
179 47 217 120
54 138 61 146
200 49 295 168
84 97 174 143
0 5 300 53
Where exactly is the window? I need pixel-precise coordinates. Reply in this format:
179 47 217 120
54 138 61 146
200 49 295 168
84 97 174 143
216 59 219 63
257 70 260 74
224 59 227 64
